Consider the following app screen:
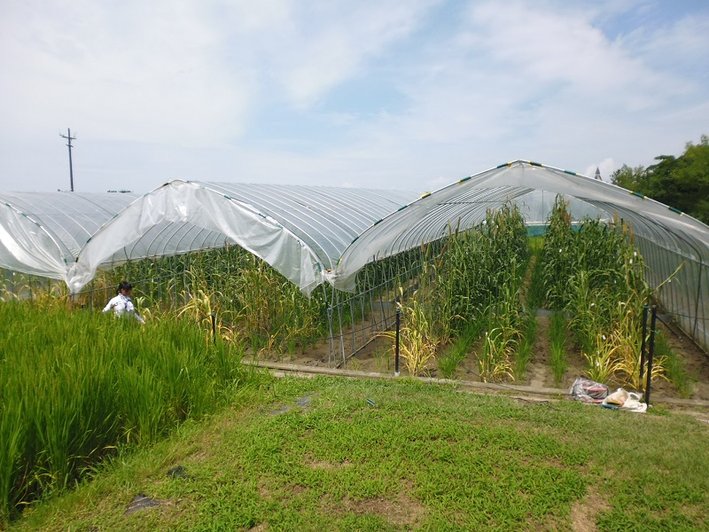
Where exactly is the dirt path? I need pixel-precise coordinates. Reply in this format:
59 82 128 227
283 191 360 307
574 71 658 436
527 313 550 388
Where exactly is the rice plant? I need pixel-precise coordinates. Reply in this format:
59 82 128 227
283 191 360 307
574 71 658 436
438 317 487 379
0 300 260 521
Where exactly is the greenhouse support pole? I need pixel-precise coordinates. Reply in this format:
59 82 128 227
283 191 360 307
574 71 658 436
336 291 346 367
349 297 356 354
327 306 335 366
368 270 376 331
395 306 401 377
693 258 703 338
379 296 388 330
645 306 657 406
211 312 217 344
639 304 649 384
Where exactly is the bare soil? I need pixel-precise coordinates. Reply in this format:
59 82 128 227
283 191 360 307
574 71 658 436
570 486 611 532
320 480 425 527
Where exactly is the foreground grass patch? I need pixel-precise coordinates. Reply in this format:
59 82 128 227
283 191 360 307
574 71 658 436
13 377 709 531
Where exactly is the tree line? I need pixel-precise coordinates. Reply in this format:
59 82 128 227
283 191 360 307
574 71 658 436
611 134 708 224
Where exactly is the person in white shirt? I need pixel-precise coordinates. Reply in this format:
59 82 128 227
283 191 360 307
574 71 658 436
103 281 145 324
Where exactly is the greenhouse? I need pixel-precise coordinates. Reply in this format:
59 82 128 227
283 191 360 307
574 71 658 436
1 161 707 355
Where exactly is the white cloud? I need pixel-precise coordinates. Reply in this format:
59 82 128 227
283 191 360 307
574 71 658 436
269 1 437 107
0 0 707 193
0 0 438 146
306 0 709 187
0 1 254 145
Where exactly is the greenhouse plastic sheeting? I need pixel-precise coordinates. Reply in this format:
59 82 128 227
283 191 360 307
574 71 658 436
2 162 707 350
334 161 708 289
332 160 709 351
0 192 139 279
65 181 415 295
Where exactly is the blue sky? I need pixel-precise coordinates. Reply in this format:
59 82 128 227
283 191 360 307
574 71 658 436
0 0 707 193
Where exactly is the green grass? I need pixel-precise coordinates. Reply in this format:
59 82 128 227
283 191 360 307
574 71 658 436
549 312 568 385
12 377 708 531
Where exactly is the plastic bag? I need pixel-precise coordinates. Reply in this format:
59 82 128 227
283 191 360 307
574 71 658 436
602 389 647 413
570 377 609 403
604 388 629 406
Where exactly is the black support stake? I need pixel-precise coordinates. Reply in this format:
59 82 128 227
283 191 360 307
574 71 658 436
645 305 657 405
211 312 217 344
639 304 649 385
395 306 401 376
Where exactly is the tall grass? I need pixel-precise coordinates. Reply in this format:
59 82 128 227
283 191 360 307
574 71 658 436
0 300 257 521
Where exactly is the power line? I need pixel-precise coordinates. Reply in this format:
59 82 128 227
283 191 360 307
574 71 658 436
59 128 76 192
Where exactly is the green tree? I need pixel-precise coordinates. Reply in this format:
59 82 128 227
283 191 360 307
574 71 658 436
611 135 709 224
610 164 647 191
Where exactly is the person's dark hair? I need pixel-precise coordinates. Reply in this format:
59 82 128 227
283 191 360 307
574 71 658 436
117 281 133 294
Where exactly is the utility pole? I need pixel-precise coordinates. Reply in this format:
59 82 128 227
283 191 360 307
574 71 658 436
60 128 76 191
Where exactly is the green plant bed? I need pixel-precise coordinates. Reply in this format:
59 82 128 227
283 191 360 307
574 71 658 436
437 319 487 379
515 312 538 380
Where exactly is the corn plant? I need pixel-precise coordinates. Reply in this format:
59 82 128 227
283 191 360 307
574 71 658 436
479 327 516 382
76 245 329 356
541 196 575 309
381 289 439 376
539 199 665 387
583 332 624 383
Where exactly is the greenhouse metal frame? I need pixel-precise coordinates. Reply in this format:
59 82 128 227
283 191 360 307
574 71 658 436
1 161 707 355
